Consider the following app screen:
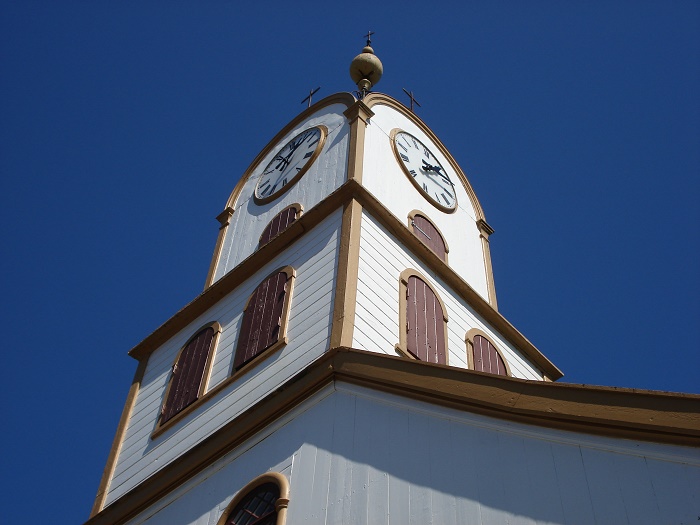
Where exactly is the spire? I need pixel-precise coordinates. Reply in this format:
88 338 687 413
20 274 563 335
349 31 383 98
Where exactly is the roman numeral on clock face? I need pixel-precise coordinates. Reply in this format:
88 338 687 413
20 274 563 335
400 153 410 162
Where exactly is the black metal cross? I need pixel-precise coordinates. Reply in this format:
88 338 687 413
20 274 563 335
364 30 375 46
301 87 321 108
402 88 422 112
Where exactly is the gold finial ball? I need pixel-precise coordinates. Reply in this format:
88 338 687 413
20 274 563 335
350 45 383 91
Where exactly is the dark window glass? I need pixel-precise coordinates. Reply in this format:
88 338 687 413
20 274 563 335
259 206 298 246
234 271 289 371
473 335 507 376
161 327 215 423
406 275 446 364
225 482 279 525
411 214 446 261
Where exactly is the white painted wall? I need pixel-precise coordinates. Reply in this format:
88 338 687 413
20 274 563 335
124 384 700 525
362 103 489 300
354 210 544 380
214 104 350 281
106 210 342 505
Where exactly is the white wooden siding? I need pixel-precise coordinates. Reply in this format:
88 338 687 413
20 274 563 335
124 384 700 525
354 210 544 380
362 104 489 299
213 104 350 281
106 210 342 505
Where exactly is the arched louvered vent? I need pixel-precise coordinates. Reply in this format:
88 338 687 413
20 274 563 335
410 212 447 261
473 334 508 376
259 205 300 246
234 270 292 371
405 275 447 364
161 326 216 424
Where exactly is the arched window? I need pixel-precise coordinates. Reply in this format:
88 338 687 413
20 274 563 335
234 267 295 372
218 473 290 525
408 211 448 262
160 323 220 424
259 204 301 247
466 329 510 376
397 270 448 365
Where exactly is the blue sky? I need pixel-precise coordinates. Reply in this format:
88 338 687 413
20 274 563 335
1 2 698 523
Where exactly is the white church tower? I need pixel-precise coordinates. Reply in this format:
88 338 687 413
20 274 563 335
86 41 700 525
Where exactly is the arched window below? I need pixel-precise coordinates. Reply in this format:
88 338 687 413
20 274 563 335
259 204 302 247
160 323 220 425
397 269 448 365
218 473 290 525
466 329 510 376
234 267 295 372
408 211 448 262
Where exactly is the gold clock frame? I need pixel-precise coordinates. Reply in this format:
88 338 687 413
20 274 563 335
254 125 328 205
390 128 457 213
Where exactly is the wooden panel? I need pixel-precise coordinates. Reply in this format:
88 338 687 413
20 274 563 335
234 271 287 370
355 212 543 380
411 214 446 261
259 206 298 246
406 275 446 364
106 211 342 505
473 335 507 376
161 327 214 424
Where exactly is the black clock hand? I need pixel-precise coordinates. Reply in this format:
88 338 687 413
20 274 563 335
432 166 455 186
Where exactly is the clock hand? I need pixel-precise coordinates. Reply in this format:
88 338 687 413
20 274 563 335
431 166 455 186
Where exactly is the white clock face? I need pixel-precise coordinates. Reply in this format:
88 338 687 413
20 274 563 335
393 131 457 212
255 126 326 203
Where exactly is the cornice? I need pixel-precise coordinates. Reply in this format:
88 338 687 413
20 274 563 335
85 348 700 525
128 178 561 380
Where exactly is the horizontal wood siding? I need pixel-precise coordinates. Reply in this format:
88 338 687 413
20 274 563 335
355 211 544 379
214 106 349 281
122 386 700 525
106 210 342 505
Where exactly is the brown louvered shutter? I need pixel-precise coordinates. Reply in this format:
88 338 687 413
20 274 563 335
473 335 507 376
234 271 288 370
259 206 298 246
412 214 447 261
406 275 446 364
161 327 215 424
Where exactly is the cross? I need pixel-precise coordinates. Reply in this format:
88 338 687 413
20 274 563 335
364 30 375 47
301 87 321 108
402 88 422 112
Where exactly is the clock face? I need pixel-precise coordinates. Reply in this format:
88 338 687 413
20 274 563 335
254 126 327 203
392 130 457 212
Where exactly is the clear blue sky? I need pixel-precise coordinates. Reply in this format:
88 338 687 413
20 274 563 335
1 2 698 523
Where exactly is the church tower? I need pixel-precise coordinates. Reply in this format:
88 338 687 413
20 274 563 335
86 42 700 525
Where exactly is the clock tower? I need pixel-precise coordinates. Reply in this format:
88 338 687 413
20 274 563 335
86 42 700 525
